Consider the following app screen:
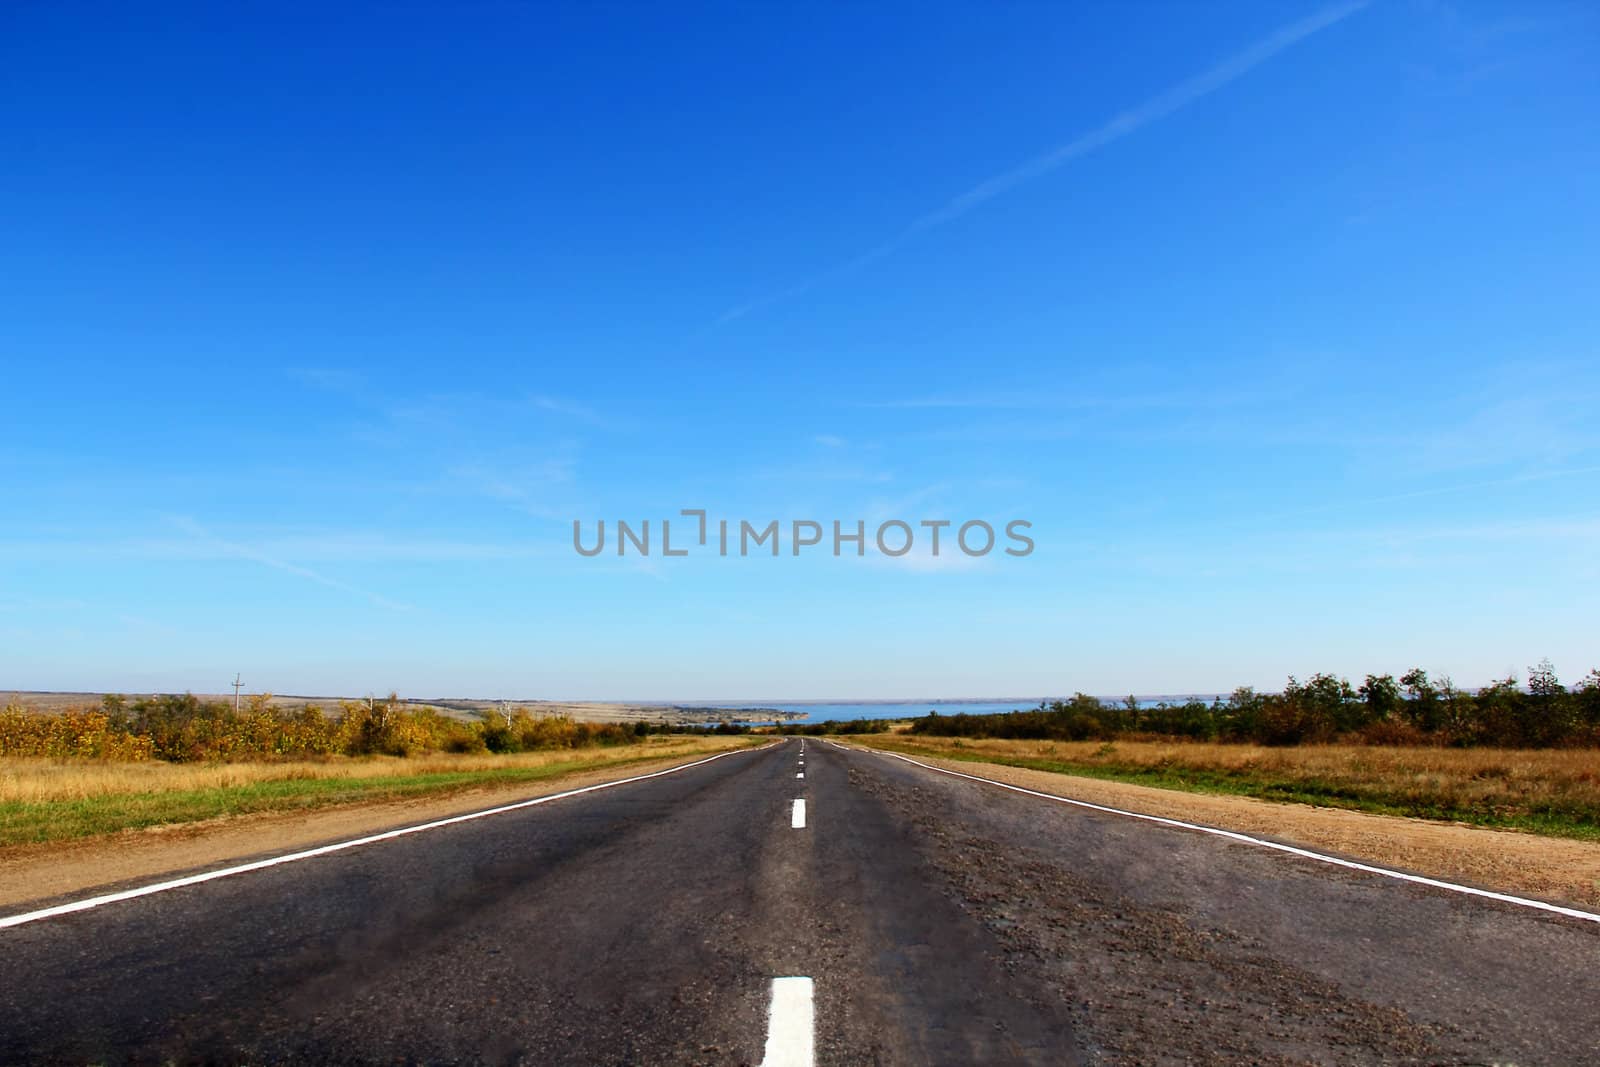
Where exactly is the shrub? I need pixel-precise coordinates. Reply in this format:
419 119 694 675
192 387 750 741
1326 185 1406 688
0 695 649 762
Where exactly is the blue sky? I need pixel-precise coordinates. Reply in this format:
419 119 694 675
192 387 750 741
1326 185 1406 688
3 1 1597 700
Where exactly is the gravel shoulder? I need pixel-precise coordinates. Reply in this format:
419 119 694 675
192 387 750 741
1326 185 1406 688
844 741 1600 911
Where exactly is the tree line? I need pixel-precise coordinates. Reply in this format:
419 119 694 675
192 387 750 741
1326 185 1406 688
909 661 1600 747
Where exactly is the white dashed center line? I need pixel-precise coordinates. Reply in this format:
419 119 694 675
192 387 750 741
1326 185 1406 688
759 976 815 1067
791 799 806 828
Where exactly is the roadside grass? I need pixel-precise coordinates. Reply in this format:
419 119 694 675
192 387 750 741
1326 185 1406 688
854 736 1600 841
0 737 758 847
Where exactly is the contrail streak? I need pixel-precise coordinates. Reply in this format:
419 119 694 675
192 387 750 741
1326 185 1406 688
170 516 411 611
712 1 1371 327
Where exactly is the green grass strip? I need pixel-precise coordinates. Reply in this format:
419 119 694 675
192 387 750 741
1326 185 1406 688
864 741 1600 843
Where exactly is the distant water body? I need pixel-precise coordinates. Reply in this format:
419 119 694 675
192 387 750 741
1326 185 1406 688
692 697 1225 725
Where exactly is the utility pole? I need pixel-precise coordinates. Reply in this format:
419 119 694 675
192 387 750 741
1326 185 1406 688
232 673 243 713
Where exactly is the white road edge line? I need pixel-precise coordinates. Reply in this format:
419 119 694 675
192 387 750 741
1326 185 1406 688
759 976 815 1067
0 743 777 932
791 799 806 828
867 747 1600 924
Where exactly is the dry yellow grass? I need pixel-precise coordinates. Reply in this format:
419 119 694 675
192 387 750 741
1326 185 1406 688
868 736 1600 838
0 736 748 805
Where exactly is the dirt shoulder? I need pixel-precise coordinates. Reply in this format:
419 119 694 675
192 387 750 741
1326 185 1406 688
0 745 766 913
844 741 1600 912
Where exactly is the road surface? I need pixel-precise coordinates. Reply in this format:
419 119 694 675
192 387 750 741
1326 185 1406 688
2 738 1597 1064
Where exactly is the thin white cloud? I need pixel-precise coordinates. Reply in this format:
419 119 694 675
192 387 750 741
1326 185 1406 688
859 544 994 575
1364 517 1600 545
286 367 365 394
712 1 1371 326
448 461 578 521
1287 465 1600 519
167 517 413 611
0 533 549 565
744 460 894 485
529 394 618 428
860 386 1276 413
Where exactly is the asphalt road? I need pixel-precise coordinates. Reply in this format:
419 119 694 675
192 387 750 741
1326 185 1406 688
2 738 1598 1065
